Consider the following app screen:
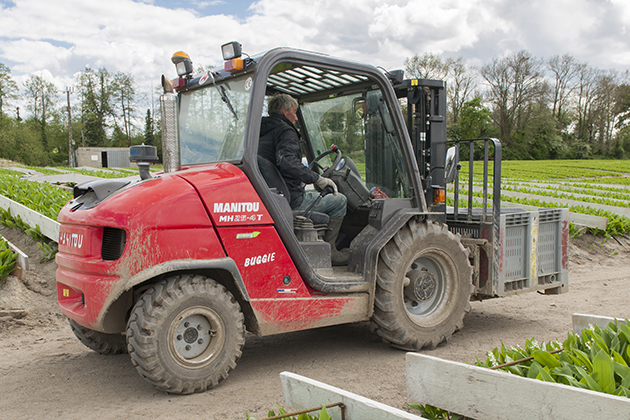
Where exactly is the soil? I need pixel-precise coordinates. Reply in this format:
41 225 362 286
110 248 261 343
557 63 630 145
0 227 629 420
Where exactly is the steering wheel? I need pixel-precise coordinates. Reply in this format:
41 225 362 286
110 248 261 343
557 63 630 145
309 145 343 178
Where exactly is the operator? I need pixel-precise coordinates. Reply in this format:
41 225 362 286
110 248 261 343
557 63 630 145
258 93 349 265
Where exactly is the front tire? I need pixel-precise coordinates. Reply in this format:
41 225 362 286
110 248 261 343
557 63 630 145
371 220 473 350
126 274 245 394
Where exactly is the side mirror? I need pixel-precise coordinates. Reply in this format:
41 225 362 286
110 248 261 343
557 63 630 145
378 102 395 134
444 146 460 184
353 98 366 120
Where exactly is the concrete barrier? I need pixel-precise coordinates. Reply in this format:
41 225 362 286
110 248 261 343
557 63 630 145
0 195 60 242
406 353 630 420
572 313 627 334
281 372 425 420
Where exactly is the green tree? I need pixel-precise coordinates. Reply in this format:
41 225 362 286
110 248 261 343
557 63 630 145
45 117 73 165
23 74 58 150
453 97 492 140
113 72 136 146
0 117 49 165
144 109 155 145
0 63 19 115
518 104 565 160
78 67 114 147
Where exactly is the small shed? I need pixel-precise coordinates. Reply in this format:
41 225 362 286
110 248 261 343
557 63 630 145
75 147 131 168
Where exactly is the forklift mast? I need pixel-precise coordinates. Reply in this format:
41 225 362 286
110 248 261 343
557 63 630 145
393 79 448 216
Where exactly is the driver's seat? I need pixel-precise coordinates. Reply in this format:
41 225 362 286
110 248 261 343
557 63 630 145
256 157 330 233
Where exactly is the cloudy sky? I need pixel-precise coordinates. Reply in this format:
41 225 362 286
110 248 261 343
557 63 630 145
1 0 630 117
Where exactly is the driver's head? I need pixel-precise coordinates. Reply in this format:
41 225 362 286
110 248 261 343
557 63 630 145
269 93 298 124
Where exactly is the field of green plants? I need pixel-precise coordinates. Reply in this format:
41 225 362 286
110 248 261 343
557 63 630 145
452 159 630 237
0 165 140 220
411 319 630 420
0 160 628 238
0 165 141 278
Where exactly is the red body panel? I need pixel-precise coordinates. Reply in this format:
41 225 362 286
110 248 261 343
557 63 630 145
56 173 225 328
178 163 273 227
249 295 369 335
56 163 368 334
218 225 310 298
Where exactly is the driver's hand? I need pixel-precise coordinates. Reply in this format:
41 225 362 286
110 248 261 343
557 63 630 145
315 176 338 195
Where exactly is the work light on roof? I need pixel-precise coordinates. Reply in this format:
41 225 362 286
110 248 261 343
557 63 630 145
221 41 242 60
171 51 193 77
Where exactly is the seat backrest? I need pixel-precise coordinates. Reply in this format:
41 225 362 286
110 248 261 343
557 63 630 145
257 156 329 232
257 156 292 204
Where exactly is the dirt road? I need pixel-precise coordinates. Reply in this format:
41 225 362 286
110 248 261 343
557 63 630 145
0 229 628 419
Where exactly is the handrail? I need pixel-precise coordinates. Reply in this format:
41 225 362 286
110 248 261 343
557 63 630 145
448 137 502 226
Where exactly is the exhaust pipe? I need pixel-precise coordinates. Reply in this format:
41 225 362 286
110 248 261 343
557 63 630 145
160 75 180 173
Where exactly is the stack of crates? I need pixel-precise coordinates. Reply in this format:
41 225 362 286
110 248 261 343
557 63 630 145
447 207 569 298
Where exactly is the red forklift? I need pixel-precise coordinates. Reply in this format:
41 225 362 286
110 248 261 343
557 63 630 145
56 42 569 394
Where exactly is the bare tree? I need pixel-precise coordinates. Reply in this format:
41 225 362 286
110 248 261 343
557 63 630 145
404 52 450 80
547 54 579 121
574 63 600 144
0 63 19 115
481 50 544 145
447 58 477 124
23 74 58 148
592 70 620 153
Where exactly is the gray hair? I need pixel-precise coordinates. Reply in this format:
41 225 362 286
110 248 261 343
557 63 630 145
268 93 298 116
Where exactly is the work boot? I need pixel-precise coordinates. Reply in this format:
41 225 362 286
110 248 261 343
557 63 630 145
324 217 349 266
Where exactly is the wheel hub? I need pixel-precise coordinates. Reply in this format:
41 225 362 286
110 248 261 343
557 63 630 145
173 314 212 359
183 327 199 344
405 269 437 302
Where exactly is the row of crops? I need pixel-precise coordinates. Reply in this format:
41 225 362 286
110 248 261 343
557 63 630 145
0 160 628 238
412 319 630 419
0 165 140 279
0 165 142 219
454 160 630 236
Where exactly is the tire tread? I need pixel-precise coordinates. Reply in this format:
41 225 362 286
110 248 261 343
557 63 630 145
371 221 473 351
126 274 245 394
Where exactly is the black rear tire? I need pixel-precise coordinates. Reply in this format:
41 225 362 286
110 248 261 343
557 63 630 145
69 319 128 355
371 220 473 350
126 274 245 394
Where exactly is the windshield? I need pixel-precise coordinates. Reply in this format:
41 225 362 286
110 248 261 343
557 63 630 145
300 89 413 198
178 75 252 165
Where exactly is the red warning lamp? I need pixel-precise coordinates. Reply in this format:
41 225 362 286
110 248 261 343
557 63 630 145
221 41 245 73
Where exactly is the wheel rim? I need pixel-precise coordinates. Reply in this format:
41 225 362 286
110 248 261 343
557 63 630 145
403 251 452 325
167 306 226 368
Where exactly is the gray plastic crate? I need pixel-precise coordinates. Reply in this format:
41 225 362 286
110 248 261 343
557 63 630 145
496 210 537 296
495 208 569 297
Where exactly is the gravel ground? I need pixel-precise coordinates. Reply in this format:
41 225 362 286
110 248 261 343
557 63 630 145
0 227 629 419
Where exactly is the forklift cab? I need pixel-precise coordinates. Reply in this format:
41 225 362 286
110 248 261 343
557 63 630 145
171 47 428 290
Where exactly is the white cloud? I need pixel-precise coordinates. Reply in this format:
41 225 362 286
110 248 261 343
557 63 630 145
1 0 630 119
2 39 73 75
